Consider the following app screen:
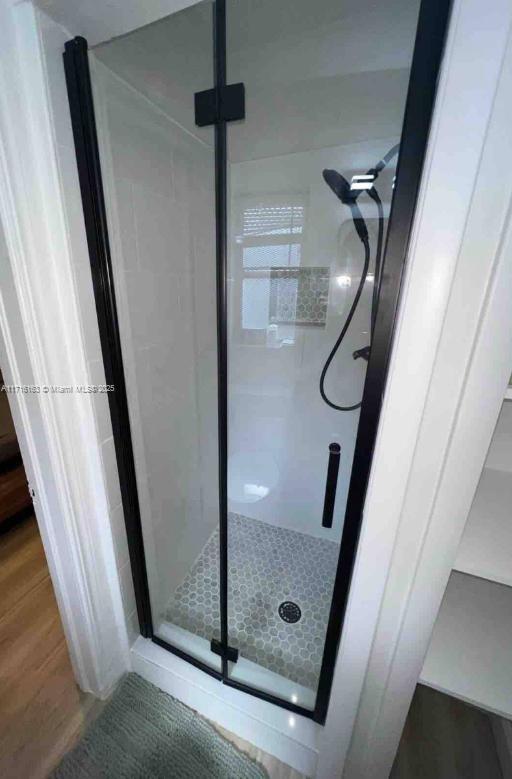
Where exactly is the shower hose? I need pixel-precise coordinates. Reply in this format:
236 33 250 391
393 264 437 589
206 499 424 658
319 145 397 411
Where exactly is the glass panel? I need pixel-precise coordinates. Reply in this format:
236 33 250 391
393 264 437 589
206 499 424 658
226 0 421 707
91 1 221 669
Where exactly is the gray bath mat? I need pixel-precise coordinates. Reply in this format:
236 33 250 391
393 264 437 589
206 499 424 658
53 674 268 779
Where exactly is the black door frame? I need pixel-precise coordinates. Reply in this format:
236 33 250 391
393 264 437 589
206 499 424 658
63 0 451 726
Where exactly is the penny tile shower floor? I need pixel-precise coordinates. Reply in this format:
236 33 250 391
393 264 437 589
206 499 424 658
166 513 339 690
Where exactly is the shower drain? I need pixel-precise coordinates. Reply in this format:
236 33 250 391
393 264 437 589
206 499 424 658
278 601 301 624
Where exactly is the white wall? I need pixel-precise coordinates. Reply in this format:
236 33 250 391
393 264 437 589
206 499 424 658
92 60 219 622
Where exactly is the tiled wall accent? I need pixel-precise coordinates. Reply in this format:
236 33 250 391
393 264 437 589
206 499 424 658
269 267 329 326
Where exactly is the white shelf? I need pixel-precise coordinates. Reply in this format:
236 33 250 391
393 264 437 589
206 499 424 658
453 467 512 587
505 386 512 401
421 572 512 718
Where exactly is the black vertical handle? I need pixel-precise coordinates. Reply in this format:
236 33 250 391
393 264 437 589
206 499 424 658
322 443 341 528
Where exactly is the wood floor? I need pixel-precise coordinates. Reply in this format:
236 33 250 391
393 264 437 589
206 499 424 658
215 723 306 779
219 685 505 779
0 515 95 779
391 684 503 779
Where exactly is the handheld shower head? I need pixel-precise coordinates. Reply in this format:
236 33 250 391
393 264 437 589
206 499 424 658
322 168 368 242
319 143 400 412
322 169 355 205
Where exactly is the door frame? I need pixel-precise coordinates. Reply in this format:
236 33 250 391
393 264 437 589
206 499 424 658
62 0 451 724
339 11 512 776
0 0 130 698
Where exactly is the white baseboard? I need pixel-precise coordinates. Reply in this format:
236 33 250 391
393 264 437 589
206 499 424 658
130 636 319 777
491 716 512 779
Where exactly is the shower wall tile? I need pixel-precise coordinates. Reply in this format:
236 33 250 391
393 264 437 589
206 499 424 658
57 141 91 273
110 502 130 570
106 91 174 201
113 178 138 271
101 436 122 512
73 264 104 361
87 358 112 444
119 558 137 620
124 269 184 349
125 608 140 647
191 216 217 356
171 149 191 201
132 184 189 275
94 63 218 619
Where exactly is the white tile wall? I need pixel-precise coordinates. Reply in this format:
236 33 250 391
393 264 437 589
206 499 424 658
227 140 398 540
92 60 219 624
37 8 220 638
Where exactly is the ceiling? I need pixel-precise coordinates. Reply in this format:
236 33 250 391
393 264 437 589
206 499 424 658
34 0 199 46
91 0 419 162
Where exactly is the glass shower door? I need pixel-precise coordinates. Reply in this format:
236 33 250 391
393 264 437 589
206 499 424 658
65 0 450 725
86 0 222 670
224 0 421 709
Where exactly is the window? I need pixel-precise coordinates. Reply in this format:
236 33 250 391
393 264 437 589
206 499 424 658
235 196 316 338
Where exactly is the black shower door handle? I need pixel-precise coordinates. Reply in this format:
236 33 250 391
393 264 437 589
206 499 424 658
322 443 341 528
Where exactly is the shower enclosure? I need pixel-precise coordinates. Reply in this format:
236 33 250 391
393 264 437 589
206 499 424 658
64 0 450 723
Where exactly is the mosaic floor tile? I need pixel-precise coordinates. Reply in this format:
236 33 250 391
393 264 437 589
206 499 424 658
166 513 339 691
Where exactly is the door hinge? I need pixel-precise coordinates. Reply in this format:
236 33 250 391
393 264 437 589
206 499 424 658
194 83 245 127
210 638 239 663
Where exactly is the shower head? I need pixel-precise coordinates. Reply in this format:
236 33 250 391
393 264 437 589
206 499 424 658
322 168 368 242
322 169 355 205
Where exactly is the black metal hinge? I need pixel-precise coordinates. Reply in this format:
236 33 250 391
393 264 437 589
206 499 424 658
210 638 239 663
194 83 245 127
